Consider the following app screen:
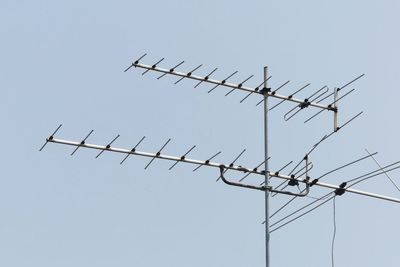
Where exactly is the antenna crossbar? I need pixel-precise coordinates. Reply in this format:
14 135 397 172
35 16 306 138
131 62 333 111
48 137 258 174
46 137 400 204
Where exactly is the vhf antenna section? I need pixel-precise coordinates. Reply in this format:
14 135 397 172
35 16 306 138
40 126 400 204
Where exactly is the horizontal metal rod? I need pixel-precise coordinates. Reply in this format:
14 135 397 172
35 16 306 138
132 62 332 110
50 137 257 174
47 137 400 203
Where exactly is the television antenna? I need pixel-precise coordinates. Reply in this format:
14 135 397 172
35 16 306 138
40 53 400 267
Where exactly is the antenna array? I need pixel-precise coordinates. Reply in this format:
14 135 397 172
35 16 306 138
41 53 400 267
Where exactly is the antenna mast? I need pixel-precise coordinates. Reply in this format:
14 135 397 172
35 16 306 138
263 66 271 267
40 53 400 267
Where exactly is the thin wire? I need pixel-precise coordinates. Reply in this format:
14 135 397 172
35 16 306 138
365 148 400 193
331 196 336 267
270 194 335 233
317 152 378 180
270 192 302 219
270 161 400 231
346 164 400 190
268 191 333 226
346 160 400 184
270 159 400 232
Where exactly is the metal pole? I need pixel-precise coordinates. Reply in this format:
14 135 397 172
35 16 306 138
263 66 270 267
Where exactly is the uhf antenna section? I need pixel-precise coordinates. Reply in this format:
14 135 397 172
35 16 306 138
126 54 333 108
124 54 369 136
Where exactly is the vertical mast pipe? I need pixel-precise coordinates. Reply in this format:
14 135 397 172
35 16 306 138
264 66 270 267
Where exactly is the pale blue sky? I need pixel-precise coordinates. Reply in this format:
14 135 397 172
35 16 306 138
1 1 400 266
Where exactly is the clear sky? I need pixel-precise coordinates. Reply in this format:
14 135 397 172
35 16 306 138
1 1 400 267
